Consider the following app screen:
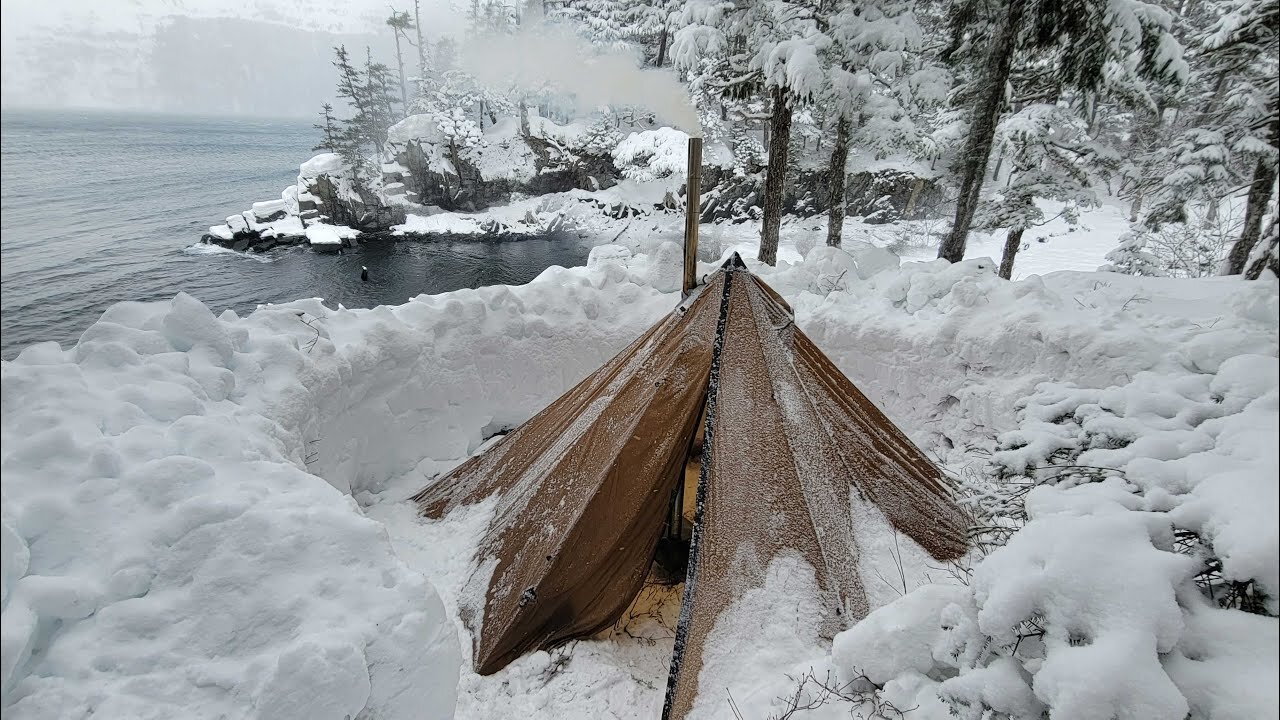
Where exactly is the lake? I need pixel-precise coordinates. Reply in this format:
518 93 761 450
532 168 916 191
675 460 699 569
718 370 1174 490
0 109 591 358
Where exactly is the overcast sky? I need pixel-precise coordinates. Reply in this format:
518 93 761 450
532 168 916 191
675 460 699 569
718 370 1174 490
0 0 470 117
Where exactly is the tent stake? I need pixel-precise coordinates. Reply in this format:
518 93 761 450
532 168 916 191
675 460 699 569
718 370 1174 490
682 137 703 298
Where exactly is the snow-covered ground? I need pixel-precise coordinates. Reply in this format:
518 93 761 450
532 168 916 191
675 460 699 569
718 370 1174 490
3 202 1276 719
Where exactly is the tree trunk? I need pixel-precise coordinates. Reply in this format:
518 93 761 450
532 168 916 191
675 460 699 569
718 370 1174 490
1245 218 1278 279
999 227 1025 279
414 0 428 81
759 86 793 266
393 34 408 116
655 24 669 67
904 177 925 219
1129 188 1143 222
937 0 1026 264
1225 129 1279 274
519 100 530 137
825 115 851 248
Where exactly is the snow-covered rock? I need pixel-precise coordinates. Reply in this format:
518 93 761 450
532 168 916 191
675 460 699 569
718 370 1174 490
298 152 344 180
305 222 358 247
251 199 288 221
613 127 690 183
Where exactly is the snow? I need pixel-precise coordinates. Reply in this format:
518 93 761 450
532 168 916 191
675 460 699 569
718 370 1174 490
262 215 305 238
304 222 358 246
832 583 974 685
1 294 461 719
686 554 829 720
298 152 344 179
613 128 691 183
2 199 1276 719
386 114 442 146
970 514 1195 718
251 199 287 220
206 224 233 241
472 117 538 183
394 213 487 236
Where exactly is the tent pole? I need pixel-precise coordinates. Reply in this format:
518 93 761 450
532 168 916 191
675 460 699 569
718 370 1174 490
682 137 703 298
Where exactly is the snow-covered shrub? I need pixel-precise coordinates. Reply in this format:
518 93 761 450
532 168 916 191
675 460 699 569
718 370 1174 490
612 127 690 182
1102 223 1229 278
1106 196 1248 278
1102 231 1169 276
794 231 819 259
884 216 947 254
437 108 485 154
696 233 724 263
820 265 1279 720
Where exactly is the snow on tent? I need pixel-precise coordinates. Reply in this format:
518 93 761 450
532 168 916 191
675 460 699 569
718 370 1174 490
413 254 969 718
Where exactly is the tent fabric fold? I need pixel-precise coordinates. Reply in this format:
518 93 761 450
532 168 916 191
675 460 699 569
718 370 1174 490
414 255 969 716
413 273 723 675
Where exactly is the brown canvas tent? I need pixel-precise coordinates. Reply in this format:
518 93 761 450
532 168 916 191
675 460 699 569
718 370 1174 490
413 254 969 719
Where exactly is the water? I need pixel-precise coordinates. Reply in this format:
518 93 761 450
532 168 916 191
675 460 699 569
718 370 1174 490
0 110 592 359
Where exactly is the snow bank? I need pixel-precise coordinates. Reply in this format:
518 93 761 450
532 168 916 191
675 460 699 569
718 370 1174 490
1 295 461 719
686 554 830 720
394 213 487 236
800 260 1278 718
3 213 1276 718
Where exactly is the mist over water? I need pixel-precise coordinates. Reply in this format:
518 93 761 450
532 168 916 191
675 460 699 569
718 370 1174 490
0 110 591 359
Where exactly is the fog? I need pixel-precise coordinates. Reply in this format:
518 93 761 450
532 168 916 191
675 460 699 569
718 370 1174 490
460 23 702 135
0 0 466 118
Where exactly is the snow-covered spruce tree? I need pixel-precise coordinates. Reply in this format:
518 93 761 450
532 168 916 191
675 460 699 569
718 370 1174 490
675 0 830 265
823 0 949 247
386 9 416 115
325 45 403 192
362 48 401 148
936 0 1187 264
312 103 341 153
1102 230 1168 275
976 105 1100 279
330 45 376 187
560 0 680 66
412 0 431 97
1201 0 1279 275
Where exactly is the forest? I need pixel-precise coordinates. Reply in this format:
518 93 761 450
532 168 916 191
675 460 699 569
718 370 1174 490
309 0 1278 280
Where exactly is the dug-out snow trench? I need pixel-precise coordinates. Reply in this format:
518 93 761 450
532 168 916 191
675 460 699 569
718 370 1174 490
276 256 1268 719
282 268 989 714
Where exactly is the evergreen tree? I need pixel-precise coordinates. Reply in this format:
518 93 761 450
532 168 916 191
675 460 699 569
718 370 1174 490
331 45 374 186
823 0 948 247
363 47 400 146
386 9 416 116
1200 0 1279 274
974 104 1099 278
676 0 831 265
935 0 1187 263
561 0 679 66
312 103 341 153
